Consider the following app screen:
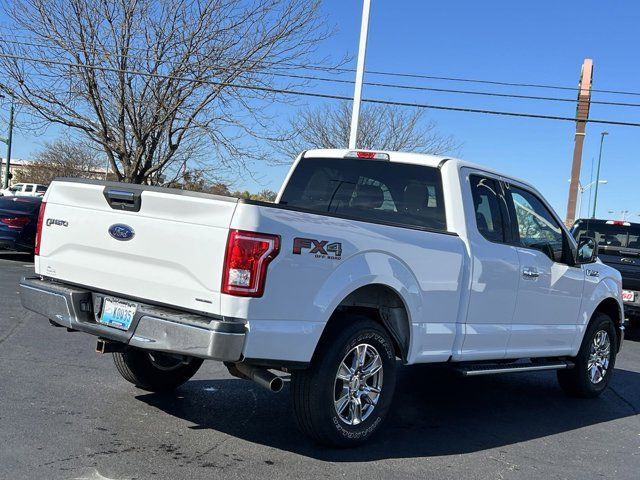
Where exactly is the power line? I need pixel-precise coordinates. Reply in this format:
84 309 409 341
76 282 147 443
4 34 640 99
276 71 640 108
4 37 640 109
294 62 640 99
357 68 640 98
1 51 640 128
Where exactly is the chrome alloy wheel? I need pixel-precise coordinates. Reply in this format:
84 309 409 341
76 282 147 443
334 344 384 425
587 330 611 384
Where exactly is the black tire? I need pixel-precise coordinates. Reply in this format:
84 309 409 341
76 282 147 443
113 349 204 392
291 315 397 447
557 312 617 398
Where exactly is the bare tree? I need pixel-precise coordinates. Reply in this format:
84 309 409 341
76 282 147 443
276 101 461 161
16 138 103 184
0 0 330 184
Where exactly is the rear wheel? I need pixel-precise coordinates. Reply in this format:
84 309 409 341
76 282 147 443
291 316 397 447
557 313 617 398
113 349 204 392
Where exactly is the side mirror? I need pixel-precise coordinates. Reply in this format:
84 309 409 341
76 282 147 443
576 236 598 264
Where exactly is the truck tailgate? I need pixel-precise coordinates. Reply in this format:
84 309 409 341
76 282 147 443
37 180 238 315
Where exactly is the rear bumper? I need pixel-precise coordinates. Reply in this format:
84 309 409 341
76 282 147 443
19 277 246 361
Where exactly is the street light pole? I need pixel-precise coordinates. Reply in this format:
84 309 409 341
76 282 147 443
577 180 607 218
348 0 371 149
0 95 14 189
591 131 609 219
568 178 607 219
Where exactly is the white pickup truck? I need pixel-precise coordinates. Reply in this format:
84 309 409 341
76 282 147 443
1 183 48 197
20 149 624 447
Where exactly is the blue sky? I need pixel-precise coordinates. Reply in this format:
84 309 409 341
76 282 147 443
2 0 639 220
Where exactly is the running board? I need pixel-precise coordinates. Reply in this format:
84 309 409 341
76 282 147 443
456 360 574 377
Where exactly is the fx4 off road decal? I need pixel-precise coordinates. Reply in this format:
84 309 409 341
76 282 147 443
293 237 342 260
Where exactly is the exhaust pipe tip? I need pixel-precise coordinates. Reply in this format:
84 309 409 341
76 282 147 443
232 363 285 393
269 376 284 393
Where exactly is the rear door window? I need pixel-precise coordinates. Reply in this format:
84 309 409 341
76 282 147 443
280 157 447 230
469 175 505 243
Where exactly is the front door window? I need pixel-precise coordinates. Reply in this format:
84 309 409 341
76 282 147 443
509 187 566 263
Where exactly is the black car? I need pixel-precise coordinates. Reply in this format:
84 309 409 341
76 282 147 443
0 196 43 253
572 218 640 323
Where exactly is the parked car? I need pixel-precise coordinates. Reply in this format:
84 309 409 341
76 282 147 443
0 196 42 253
20 149 624 447
572 218 640 324
0 183 48 197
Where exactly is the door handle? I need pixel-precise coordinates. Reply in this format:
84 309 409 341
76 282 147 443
522 267 539 279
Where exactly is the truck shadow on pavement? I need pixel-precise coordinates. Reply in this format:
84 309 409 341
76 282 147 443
136 364 640 461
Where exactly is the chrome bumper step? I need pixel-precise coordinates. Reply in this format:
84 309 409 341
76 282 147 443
456 360 574 377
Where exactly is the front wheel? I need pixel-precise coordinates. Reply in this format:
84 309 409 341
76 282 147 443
113 349 204 392
557 313 617 398
291 316 397 447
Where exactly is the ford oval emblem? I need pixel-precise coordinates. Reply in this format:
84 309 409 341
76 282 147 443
109 224 135 241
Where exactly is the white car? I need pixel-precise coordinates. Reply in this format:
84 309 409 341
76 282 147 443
1 183 48 197
20 149 624 447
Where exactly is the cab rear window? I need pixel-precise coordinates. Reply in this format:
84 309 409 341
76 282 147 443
279 157 447 231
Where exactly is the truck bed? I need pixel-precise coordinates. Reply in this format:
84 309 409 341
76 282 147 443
37 179 238 315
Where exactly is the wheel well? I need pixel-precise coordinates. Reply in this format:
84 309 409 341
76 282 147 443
594 297 623 327
593 297 624 351
320 284 410 361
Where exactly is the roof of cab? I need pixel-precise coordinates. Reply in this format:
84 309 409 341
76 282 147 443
303 148 531 187
304 148 447 168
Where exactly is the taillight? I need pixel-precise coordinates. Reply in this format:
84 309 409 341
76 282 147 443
0 216 31 229
221 230 280 297
34 202 46 256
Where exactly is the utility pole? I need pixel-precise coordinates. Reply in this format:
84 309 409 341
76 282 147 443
349 0 371 149
565 59 593 226
591 131 609 218
0 94 14 189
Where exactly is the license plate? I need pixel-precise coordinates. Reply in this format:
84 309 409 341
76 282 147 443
622 290 636 303
99 297 137 330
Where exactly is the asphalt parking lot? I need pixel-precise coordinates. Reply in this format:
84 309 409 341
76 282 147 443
1 252 639 480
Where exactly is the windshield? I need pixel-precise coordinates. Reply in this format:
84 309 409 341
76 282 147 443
572 220 640 250
280 157 447 230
